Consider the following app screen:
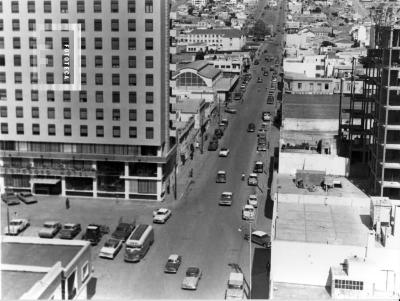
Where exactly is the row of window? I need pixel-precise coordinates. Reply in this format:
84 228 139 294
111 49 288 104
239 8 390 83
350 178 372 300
0 72 155 86
334 279 364 291
0 106 155 122
5 19 154 32
0 123 154 139
1 54 154 69
0 90 155 104
7 0 153 14
2 37 154 51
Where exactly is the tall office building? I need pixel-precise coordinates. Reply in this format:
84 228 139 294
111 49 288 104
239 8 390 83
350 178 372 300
0 0 176 201
349 25 400 199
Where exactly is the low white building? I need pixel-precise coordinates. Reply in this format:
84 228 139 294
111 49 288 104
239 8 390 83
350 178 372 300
185 28 246 51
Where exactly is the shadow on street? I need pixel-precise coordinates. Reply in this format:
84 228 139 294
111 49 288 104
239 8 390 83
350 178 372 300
251 248 270 299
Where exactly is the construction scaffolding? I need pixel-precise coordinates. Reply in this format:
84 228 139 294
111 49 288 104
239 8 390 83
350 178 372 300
349 24 400 199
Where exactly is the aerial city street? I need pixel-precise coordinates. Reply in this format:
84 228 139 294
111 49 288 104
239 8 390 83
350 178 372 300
1 0 400 300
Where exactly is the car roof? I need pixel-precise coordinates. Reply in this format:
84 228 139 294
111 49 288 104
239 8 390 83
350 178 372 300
218 170 226 174
255 161 263 164
44 221 60 225
244 204 254 209
158 208 169 213
249 173 257 177
253 230 268 237
11 218 26 222
64 223 77 227
222 191 232 195
249 194 257 198
87 225 99 230
168 254 180 260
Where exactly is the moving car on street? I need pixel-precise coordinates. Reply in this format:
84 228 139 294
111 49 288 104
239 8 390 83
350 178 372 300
219 147 230 157
233 92 242 101
153 208 172 224
242 205 256 221
38 221 62 238
99 238 123 259
216 170 227 183
225 272 245 300
182 267 202 290
4 218 30 235
247 194 258 208
59 223 81 239
247 173 258 186
164 254 182 273
1 192 20 206
247 123 256 132
263 70 269 76
225 107 237 114
262 111 272 121
111 221 136 242
17 192 37 204
208 140 219 151
215 128 223 139
244 230 271 248
219 192 233 206
257 77 263 83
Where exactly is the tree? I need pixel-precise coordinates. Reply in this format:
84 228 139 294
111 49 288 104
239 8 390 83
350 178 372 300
253 20 267 39
321 41 336 47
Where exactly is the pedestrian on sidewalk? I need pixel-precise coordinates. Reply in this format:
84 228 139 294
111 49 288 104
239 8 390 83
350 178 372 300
65 198 70 210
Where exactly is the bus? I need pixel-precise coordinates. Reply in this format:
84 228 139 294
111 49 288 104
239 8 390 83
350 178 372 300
124 224 154 262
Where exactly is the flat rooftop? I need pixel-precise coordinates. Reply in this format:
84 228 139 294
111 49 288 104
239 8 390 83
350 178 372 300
1 270 46 300
273 282 331 299
283 94 350 119
277 174 369 199
2 242 82 267
275 202 370 246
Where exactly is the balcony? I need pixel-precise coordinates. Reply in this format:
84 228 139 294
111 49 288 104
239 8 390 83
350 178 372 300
380 180 400 189
0 166 96 178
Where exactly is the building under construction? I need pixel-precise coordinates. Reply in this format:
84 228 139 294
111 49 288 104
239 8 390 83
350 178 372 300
347 25 400 199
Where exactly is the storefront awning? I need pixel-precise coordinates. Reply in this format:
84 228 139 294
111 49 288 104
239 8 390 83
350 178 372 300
31 178 61 185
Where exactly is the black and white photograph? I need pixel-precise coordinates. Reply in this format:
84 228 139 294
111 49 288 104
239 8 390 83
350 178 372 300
1 0 400 299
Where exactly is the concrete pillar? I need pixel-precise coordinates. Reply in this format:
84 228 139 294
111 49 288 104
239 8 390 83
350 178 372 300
124 162 129 199
61 177 66 197
92 178 97 198
157 164 163 201
30 176 34 193
0 175 5 193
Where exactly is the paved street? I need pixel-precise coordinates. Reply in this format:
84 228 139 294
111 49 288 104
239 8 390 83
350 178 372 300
1 2 285 299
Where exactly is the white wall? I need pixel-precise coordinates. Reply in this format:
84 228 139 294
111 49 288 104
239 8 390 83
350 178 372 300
276 193 370 208
283 119 339 131
278 152 349 176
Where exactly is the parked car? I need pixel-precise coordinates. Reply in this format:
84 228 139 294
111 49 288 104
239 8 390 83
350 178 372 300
225 272 245 300
257 77 263 83
208 140 219 151
248 173 258 186
216 170 227 183
111 221 135 242
153 208 172 224
59 223 81 239
263 70 269 76
260 122 268 130
242 205 256 221
17 192 37 204
182 267 202 290
99 238 123 259
225 107 237 114
219 192 233 206
1 192 20 206
247 195 258 208
247 123 256 132
244 230 271 248
164 254 182 273
267 96 274 104
221 118 229 127
262 111 272 121
38 221 62 238
219 147 230 157
233 92 242 101
215 128 224 139
253 161 264 173
82 224 105 245
240 84 246 90
4 218 30 235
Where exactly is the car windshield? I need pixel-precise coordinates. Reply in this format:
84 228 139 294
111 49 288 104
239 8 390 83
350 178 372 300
222 194 232 199
44 223 55 228
105 240 117 248
168 259 177 263
10 221 22 225
116 224 128 231
228 283 243 289
186 268 199 276
64 225 74 230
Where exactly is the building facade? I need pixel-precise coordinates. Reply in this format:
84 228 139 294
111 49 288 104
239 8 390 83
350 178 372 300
0 0 176 201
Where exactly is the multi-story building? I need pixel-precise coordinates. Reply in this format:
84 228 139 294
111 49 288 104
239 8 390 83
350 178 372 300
0 0 176 201
185 29 246 52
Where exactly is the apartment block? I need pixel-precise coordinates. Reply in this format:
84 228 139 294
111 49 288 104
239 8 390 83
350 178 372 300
0 0 176 201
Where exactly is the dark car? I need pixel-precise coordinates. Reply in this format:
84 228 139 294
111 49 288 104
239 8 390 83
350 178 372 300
82 224 108 245
254 60 259 65
1 193 20 206
111 221 136 242
233 92 242 101
59 223 81 239
164 254 182 273
208 140 218 151
263 71 269 76
247 123 256 132
244 230 271 248
17 192 37 204
214 128 223 139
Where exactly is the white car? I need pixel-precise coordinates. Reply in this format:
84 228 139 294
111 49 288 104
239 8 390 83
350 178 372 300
4 218 30 235
242 205 256 221
99 238 123 259
219 192 233 206
182 267 202 290
153 208 172 224
219 147 230 157
248 173 258 186
247 195 258 208
38 221 62 238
